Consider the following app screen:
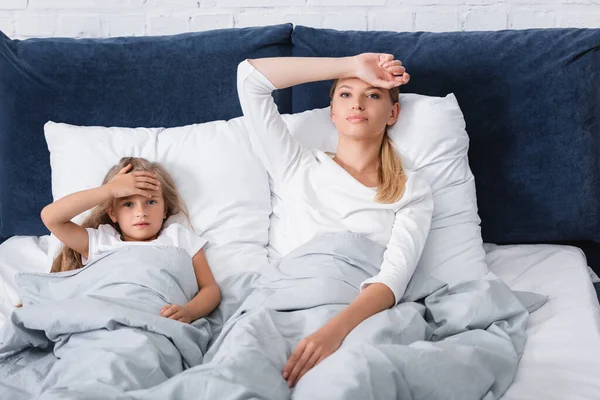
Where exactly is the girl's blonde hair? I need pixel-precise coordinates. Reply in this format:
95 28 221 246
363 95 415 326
50 157 191 273
329 80 406 204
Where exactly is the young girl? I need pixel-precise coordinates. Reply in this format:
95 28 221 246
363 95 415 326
40 156 221 323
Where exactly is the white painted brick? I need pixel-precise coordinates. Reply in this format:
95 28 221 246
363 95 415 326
148 15 190 35
198 0 218 7
275 13 322 28
0 14 14 36
235 12 279 28
57 15 104 37
30 0 131 9
165 0 204 6
0 0 27 10
16 13 57 37
464 10 507 30
368 11 413 31
558 12 600 28
400 0 494 5
416 11 458 32
108 15 146 37
308 0 385 5
561 0 593 4
191 14 234 31
220 0 303 6
6 1 600 37
505 0 550 5
322 13 367 30
510 11 555 29
137 0 207 11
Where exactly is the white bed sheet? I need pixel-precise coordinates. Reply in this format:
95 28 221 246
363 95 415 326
485 243 600 400
0 235 50 324
1 237 600 398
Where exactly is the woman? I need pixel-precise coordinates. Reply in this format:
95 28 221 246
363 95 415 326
238 53 434 387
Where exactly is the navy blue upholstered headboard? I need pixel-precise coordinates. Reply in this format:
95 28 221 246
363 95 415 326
0 24 293 237
291 26 600 247
1 25 599 272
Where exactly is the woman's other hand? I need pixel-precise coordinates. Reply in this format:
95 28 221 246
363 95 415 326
283 324 345 387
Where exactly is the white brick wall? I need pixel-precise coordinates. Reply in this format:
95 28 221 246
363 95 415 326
0 0 598 39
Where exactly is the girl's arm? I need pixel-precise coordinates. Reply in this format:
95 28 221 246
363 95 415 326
161 249 221 322
40 164 160 259
185 249 221 320
41 185 113 260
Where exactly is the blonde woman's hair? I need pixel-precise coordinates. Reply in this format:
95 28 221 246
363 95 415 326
329 80 406 204
50 157 191 273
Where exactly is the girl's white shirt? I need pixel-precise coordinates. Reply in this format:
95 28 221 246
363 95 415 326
83 217 206 265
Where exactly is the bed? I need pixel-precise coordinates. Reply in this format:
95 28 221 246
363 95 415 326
1 23 599 399
1 236 599 399
484 243 600 400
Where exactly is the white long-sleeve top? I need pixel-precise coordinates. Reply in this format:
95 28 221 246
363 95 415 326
237 60 433 304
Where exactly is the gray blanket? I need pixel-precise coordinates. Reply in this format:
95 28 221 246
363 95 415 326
0 246 212 400
123 232 543 400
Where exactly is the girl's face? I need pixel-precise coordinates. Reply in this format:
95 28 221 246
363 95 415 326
330 77 400 141
108 193 167 242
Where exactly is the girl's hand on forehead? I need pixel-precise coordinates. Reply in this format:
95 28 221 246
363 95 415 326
353 53 410 89
107 164 161 199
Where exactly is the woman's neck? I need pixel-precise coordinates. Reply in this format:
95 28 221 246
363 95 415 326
333 136 381 175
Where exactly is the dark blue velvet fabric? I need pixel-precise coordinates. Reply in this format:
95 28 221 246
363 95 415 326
291 26 600 245
1 25 599 256
0 24 293 237
564 241 600 277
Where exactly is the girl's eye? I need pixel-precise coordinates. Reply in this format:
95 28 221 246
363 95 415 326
367 93 380 99
124 202 133 207
147 200 157 205
340 92 350 98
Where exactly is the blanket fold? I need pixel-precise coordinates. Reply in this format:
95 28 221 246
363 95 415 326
0 246 211 400
1 234 543 400
126 232 541 400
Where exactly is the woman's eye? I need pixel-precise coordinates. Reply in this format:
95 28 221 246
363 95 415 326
124 202 133 207
340 92 350 98
147 200 157 205
367 93 380 99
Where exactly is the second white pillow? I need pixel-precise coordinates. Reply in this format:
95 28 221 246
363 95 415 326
280 93 488 286
44 119 272 282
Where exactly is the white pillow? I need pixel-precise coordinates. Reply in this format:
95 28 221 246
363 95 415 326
45 122 160 223
44 119 271 282
280 93 488 286
156 118 271 281
44 122 160 265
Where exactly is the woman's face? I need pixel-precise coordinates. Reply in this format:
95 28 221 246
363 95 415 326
330 77 400 141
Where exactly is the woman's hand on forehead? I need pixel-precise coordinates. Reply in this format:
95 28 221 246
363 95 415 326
353 53 410 90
